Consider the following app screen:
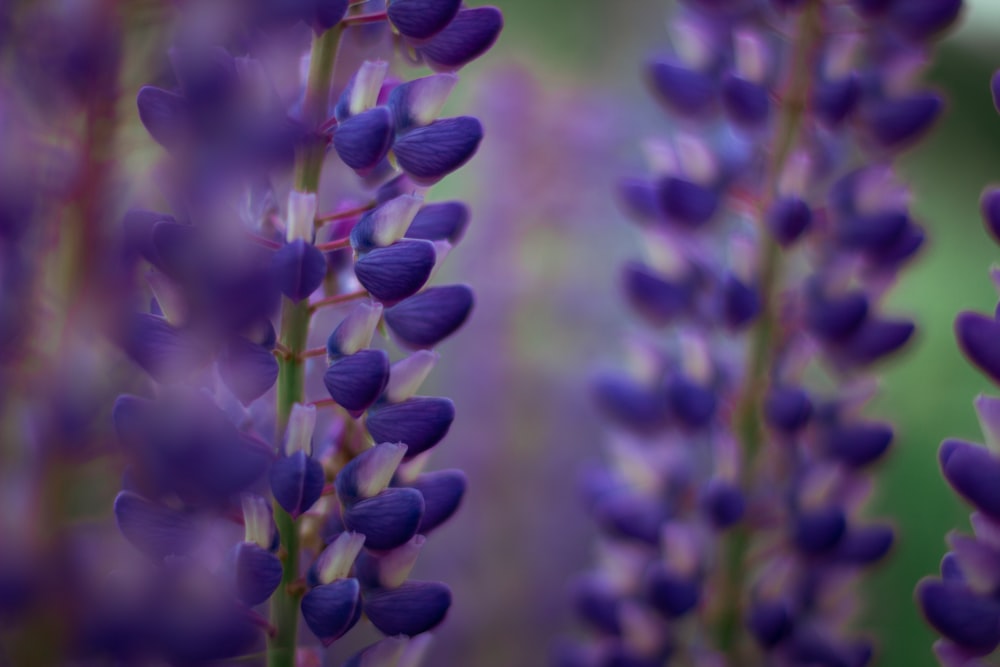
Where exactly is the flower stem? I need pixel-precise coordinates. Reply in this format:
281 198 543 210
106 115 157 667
269 24 344 667
714 3 823 662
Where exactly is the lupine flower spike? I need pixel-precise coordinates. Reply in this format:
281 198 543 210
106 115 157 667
559 1 960 666
917 70 1000 667
110 2 501 664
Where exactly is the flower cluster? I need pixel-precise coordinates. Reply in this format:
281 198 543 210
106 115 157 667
558 1 959 665
103 2 501 664
916 72 1000 666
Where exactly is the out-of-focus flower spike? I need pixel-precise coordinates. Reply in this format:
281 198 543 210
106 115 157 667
314 531 366 584
342 487 425 550
865 92 943 150
337 60 391 121
764 385 813 435
363 580 451 636
218 335 280 405
365 397 455 458
234 542 283 605
388 0 461 40
335 442 408 504
415 7 503 72
324 349 391 415
343 637 409 667
388 74 459 132
410 469 466 533
242 493 275 549
334 107 395 173
286 190 318 244
354 239 436 304
301 578 362 646
350 195 424 252
404 202 469 243
327 301 384 358
383 284 474 349
113 491 195 561
285 403 317 456
392 116 483 186
386 350 439 403
136 86 190 149
270 450 326 519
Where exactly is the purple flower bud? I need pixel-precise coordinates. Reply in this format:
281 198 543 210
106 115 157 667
940 440 1000 520
865 93 943 150
271 240 326 303
270 450 326 519
342 487 425 550
592 493 666 545
136 86 190 150
234 542 283 606
217 335 279 405
748 599 794 648
119 313 212 382
411 468 466 533
301 578 363 646
388 0 461 40
388 74 459 132
794 506 847 555
805 288 869 342
722 273 760 329
572 577 621 634
393 116 483 186
764 385 813 434
334 107 395 173
335 443 407 505
593 372 669 433
365 397 455 458
405 201 469 243
825 421 893 468
918 580 1000 654
766 196 813 246
647 567 700 619
835 524 894 565
813 75 861 127
355 240 436 304
701 479 745 528
618 177 661 223
383 284 474 348
621 262 692 327
113 491 195 561
323 349 391 415
666 375 717 428
955 312 1000 385
658 176 720 228
416 7 503 72
890 0 962 40
311 0 350 32
647 60 716 118
837 211 909 250
842 318 915 365
363 580 452 636
721 74 770 129
980 188 1000 244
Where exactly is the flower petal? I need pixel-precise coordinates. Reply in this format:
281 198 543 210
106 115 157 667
270 450 326 519
342 487 425 550
383 284 474 349
365 397 455 459
363 580 451 636
392 117 483 185
354 240 436 304
416 7 502 72
323 349 391 415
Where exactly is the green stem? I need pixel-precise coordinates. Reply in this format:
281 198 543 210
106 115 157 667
268 24 343 667
714 3 823 662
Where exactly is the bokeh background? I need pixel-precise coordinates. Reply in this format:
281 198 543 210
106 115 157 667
3 1 1000 665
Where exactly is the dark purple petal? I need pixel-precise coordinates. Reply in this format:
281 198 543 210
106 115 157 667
271 240 326 303
794 506 847 555
805 288 869 342
918 579 1000 654
592 492 666 545
993 71 1000 115
384 284 474 348
312 0 350 31
136 86 190 149
835 524 894 565
270 450 326 519
658 176 720 228
120 313 213 383
388 0 461 39
405 202 469 243
748 600 793 648
392 116 483 186
647 567 700 618
940 439 1000 520
354 240 436 304
323 349 391 415
647 60 716 118
764 385 813 434
957 312 1000 385
842 318 915 365
234 542 283 606
113 491 195 561
334 107 395 172
335 442 407 507
767 196 812 246
722 274 760 329
411 469 466 533
890 0 962 40
572 577 621 634
170 46 237 111
621 262 691 327
416 7 503 72
721 74 770 128
301 579 362 646
824 422 893 468
865 92 943 149
700 479 745 529
813 75 861 127
837 211 909 250
342 487 425 550
363 581 452 636
981 188 1000 245
365 397 455 458
593 371 669 433
618 177 661 223
666 375 716 428
218 335 279 405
